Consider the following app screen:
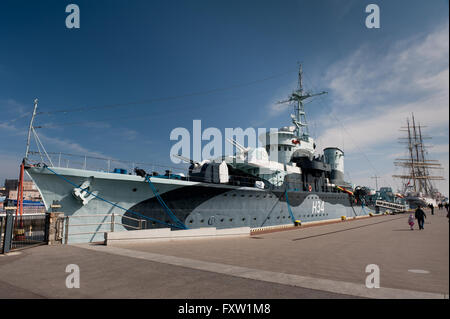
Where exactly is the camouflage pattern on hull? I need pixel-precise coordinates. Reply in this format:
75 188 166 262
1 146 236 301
26 166 372 243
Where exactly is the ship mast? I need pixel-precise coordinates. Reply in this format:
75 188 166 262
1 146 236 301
277 64 327 139
25 98 38 160
393 113 444 196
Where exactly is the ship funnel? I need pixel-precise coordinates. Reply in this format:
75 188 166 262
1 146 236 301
323 147 344 183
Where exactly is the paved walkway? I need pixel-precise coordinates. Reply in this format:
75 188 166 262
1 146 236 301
0 209 448 298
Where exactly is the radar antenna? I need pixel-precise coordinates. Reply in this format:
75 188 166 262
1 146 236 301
277 64 327 139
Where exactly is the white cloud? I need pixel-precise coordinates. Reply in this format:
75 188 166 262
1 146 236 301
38 132 105 158
324 23 449 110
315 22 449 196
1 98 29 116
317 22 449 151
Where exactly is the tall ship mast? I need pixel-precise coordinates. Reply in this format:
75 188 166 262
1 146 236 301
392 114 445 207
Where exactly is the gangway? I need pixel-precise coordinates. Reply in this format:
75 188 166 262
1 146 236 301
375 200 407 212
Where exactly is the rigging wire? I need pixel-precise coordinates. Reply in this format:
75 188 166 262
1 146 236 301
27 151 190 172
301 72 383 185
36 69 296 116
0 112 32 127
34 84 272 129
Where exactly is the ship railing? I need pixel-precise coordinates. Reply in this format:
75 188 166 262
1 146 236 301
27 151 345 193
27 151 269 186
27 151 183 178
62 213 148 244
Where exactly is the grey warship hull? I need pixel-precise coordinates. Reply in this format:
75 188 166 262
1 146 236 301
26 165 372 243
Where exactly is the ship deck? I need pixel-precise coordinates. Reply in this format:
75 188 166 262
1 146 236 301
0 208 448 299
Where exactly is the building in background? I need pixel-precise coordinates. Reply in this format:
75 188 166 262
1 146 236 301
2 179 44 213
5 179 42 202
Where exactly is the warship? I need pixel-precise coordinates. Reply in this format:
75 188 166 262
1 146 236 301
393 114 446 208
21 66 401 243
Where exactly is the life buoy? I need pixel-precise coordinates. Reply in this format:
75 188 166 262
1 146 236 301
308 185 312 192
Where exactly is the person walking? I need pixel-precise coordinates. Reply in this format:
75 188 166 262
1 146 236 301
445 203 449 219
428 203 434 215
415 205 426 230
408 213 415 230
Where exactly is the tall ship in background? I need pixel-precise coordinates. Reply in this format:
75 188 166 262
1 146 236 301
393 114 446 208
18 65 405 243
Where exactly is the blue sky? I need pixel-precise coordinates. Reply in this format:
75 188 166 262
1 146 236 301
1 0 448 196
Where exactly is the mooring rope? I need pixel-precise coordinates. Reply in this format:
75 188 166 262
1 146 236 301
144 175 188 229
43 165 184 229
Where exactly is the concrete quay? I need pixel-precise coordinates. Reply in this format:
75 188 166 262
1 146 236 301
0 208 448 299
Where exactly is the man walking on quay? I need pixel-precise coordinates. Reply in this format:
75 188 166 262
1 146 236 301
415 205 427 230
428 203 434 215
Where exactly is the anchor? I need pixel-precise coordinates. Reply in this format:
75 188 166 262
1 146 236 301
72 180 98 205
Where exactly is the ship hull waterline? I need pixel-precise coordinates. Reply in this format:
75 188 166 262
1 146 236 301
26 166 374 243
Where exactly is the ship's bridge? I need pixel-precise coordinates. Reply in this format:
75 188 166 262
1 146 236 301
259 126 315 164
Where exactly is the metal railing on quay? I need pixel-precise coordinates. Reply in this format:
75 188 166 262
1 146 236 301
63 213 148 244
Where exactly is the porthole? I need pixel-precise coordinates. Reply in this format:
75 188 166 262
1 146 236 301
242 218 245 221
241 195 245 197
229 218 233 222
253 217 257 221
132 188 137 192
189 220 193 223
232 194 237 197
200 219 204 223
220 218 224 222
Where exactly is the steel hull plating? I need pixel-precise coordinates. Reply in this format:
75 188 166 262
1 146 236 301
26 166 371 243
